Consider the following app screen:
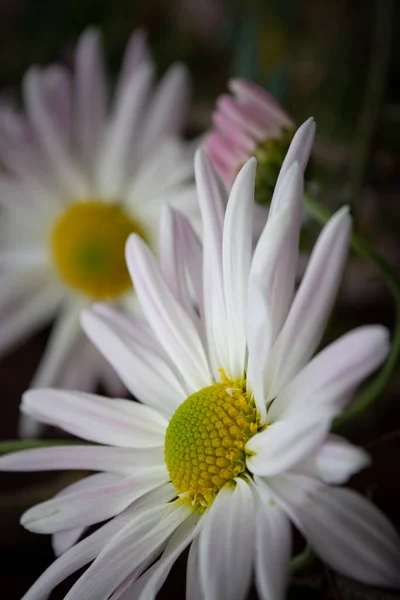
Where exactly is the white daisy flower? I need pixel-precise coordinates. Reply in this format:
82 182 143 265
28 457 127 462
1 119 399 599
0 27 197 437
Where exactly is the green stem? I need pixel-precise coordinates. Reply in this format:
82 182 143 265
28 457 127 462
304 191 400 427
290 546 316 573
0 439 86 454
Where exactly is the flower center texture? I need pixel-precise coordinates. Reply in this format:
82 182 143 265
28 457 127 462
51 201 146 299
165 377 260 510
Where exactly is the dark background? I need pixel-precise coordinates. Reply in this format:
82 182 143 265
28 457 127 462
0 0 400 598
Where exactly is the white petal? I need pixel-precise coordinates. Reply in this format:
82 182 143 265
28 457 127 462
268 206 352 398
269 325 390 421
139 63 191 158
64 504 191 600
82 308 186 417
0 445 164 476
96 63 153 197
41 66 72 143
124 512 200 600
194 149 229 377
114 29 150 107
21 469 169 533
19 484 175 600
199 479 254 600
246 406 334 477
270 118 315 215
24 67 88 196
51 473 120 556
74 28 107 171
222 158 255 378
126 235 211 393
22 389 168 448
294 434 371 484
186 536 204 600
251 477 291 600
271 475 400 588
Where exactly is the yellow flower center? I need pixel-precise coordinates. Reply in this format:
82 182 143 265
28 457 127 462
51 201 146 299
164 378 260 510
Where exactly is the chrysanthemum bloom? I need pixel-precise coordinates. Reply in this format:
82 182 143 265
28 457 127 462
1 120 399 599
0 28 197 436
204 77 295 203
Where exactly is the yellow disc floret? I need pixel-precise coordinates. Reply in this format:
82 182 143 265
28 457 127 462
51 201 146 299
164 379 260 510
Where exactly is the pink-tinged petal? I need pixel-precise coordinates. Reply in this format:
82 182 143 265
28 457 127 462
212 110 255 154
251 477 291 600
51 473 120 556
120 512 200 600
268 206 351 398
246 407 334 477
140 63 191 158
199 479 254 600
22 389 168 448
19 484 175 600
126 235 211 393
229 78 293 128
74 27 107 171
194 149 229 377
294 434 371 485
96 62 154 197
82 308 186 417
217 95 279 142
159 206 200 328
223 158 256 378
270 118 315 215
41 66 72 143
205 131 247 167
271 475 400 588
269 325 389 421
64 504 191 600
23 68 88 196
21 469 169 533
173 209 204 321
0 445 164 476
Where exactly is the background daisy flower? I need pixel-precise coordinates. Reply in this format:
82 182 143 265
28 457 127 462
0 27 197 437
0 120 399 599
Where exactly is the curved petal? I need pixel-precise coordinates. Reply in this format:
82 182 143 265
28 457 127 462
269 325 390 421
251 477 292 600
194 149 228 377
126 235 211 393
82 308 186 417
19 484 175 600
22 389 168 448
246 406 333 477
0 445 164 476
268 206 352 398
271 475 400 588
222 158 255 378
21 469 169 533
64 504 191 600
293 434 371 484
199 479 254 600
